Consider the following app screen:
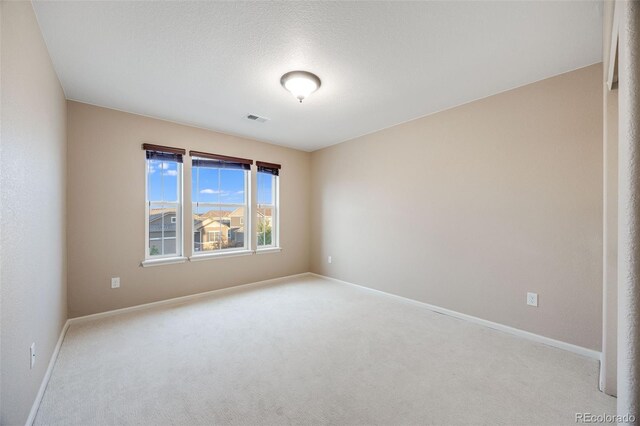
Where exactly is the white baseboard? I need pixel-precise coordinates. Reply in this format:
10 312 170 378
68 272 312 325
309 273 601 360
25 320 71 426
27 270 600 426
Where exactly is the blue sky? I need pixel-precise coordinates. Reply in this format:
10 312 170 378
147 160 179 202
257 172 273 205
192 167 245 204
147 160 273 204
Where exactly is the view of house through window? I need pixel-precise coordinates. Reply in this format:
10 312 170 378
192 156 249 254
257 164 279 248
144 148 278 261
145 148 183 259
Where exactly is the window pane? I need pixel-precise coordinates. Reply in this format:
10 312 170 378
192 167 245 205
148 160 178 202
193 205 219 253
257 171 276 249
192 167 217 203
220 169 245 204
226 206 246 249
257 206 273 246
257 172 274 204
148 204 177 256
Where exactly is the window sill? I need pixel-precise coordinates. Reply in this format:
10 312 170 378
256 247 282 255
141 256 188 267
189 249 253 262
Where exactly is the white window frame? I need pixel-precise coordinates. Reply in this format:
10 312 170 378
143 158 184 263
257 171 279 251
191 159 251 258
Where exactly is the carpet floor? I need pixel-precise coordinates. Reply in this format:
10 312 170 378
35 275 615 425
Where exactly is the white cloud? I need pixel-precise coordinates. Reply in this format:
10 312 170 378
148 162 173 174
200 188 229 195
236 190 244 194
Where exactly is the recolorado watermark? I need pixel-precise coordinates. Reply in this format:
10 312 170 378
575 412 636 423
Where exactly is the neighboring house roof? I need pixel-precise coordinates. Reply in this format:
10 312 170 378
228 207 272 217
194 218 229 232
257 208 272 217
229 207 244 217
201 210 231 219
193 216 205 231
149 208 175 215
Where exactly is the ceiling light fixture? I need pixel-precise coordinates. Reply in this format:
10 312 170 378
280 71 321 103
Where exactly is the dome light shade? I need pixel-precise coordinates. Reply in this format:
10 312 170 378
280 71 321 103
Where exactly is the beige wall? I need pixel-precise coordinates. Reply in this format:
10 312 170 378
66 101 310 317
0 3 609 420
601 0 618 396
310 64 604 351
1 2 68 425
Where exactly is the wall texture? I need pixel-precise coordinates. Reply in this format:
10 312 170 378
1 2 68 425
601 0 618 396
66 102 310 317
310 64 604 351
616 0 640 417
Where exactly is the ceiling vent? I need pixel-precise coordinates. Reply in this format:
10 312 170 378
246 114 269 123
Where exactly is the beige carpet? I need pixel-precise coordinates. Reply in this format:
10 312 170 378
35 275 615 425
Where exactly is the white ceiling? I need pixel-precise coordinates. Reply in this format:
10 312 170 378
33 1 603 152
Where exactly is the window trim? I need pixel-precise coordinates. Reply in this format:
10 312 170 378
141 256 188 267
190 158 251 257
256 171 280 251
256 247 282 255
144 158 184 262
189 150 253 166
189 249 253 262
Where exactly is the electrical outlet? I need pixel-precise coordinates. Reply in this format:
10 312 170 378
328 256 332 264
111 277 120 289
527 292 538 307
30 342 36 369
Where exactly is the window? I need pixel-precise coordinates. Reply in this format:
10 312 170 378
191 151 252 255
256 161 280 249
144 144 184 260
